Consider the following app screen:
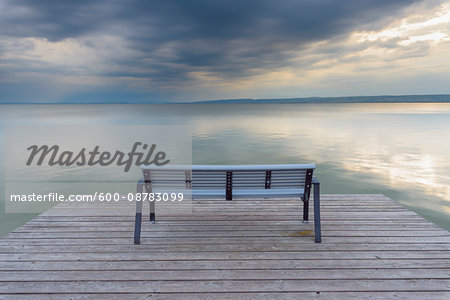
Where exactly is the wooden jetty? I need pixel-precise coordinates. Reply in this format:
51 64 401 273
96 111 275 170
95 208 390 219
0 194 449 299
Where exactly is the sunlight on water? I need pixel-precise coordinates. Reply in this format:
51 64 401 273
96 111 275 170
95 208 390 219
350 153 450 199
0 103 449 235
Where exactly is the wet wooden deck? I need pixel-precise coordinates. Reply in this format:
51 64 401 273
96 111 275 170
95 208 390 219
0 194 449 299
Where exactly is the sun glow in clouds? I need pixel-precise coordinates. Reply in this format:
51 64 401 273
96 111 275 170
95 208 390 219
353 3 450 45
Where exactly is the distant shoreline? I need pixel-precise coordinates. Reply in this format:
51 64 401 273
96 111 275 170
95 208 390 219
1 94 450 104
193 94 450 104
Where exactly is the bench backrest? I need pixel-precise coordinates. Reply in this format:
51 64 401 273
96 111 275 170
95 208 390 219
141 164 315 200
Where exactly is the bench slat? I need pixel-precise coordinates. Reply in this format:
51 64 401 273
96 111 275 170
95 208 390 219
142 164 316 171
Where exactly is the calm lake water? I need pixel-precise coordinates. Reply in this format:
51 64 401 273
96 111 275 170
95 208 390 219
1 103 449 235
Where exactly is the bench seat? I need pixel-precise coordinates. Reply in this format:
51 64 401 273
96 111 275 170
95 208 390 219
149 188 305 198
193 188 305 198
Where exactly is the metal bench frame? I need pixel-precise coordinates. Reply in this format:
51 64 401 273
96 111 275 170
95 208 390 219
134 164 321 244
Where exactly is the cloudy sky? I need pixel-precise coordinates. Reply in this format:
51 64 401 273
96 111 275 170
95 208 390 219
0 0 449 103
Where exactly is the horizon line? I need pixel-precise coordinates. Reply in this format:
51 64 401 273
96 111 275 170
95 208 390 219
1 93 450 105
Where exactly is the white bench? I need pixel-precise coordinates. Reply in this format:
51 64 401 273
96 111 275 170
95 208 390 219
133 164 321 243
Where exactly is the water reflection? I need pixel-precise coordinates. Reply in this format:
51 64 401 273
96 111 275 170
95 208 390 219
189 105 450 201
349 153 450 199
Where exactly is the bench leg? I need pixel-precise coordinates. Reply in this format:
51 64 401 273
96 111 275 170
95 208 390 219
149 200 155 224
134 180 144 244
313 180 322 243
303 197 309 223
143 180 156 224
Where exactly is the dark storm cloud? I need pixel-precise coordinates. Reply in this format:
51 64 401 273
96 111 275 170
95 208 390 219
0 0 427 83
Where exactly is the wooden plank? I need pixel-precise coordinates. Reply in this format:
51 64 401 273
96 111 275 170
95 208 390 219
17 220 442 226
1 250 449 261
25 219 435 226
0 259 448 271
13 225 443 232
1 269 448 281
1 243 449 252
4 230 449 238
1 292 448 300
1 236 449 245
29 215 433 221
0 279 449 293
